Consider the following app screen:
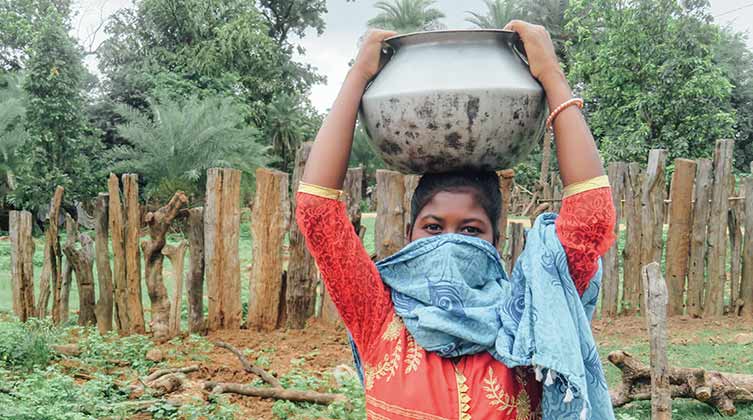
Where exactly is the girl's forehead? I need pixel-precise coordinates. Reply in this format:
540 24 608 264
420 191 488 217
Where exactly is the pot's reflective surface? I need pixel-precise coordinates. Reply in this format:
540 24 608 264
360 30 546 174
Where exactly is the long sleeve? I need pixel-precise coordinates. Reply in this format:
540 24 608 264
554 176 617 295
295 191 393 352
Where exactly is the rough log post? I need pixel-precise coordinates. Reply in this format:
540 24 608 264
63 234 97 326
508 222 526 273
641 262 671 419
205 168 242 331
687 160 713 318
186 207 206 334
622 163 644 315
602 162 626 318
248 168 289 331
376 170 406 260
665 159 696 316
639 149 668 314
123 174 145 333
742 176 753 319
729 196 744 316
163 240 187 338
497 169 515 258
108 174 129 333
10 210 35 321
705 140 734 317
403 174 420 238
287 143 319 329
60 214 79 324
142 192 188 340
94 194 113 334
40 186 64 321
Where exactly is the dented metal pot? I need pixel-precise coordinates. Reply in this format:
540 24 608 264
360 29 547 174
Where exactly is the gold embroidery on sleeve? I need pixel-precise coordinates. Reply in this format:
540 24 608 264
483 367 518 415
364 338 402 390
382 314 404 342
404 334 423 374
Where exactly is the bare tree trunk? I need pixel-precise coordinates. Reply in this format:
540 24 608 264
60 214 79 324
642 262 671 419
622 164 644 315
602 162 626 318
163 241 187 338
63 234 97 327
10 211 35 321
286 143 319 329
729 197 744 315
705 140 734 317
142 192 188 341
40 186 64 321
687 160 713 318
248 168 289 331
665 159 696 316
186 207 206 334
742 176 753 319
94 194 113 334
123 174 145 333
376 170 406 260
639 150 668 315
108 174 129 333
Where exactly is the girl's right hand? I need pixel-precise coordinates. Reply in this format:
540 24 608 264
351 29 398 82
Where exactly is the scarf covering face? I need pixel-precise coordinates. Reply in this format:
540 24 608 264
362 213 614 420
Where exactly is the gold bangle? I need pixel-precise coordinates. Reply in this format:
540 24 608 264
298 182 345 201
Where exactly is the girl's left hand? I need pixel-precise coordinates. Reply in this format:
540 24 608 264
503 20 562 85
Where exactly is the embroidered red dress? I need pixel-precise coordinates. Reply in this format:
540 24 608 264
296 177 615 420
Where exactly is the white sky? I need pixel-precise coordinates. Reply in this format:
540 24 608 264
72 0 753 112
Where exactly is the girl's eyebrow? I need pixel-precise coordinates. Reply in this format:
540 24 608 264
461 218 485 224
421 214 444 222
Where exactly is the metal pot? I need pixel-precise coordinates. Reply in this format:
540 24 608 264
360 29 546 174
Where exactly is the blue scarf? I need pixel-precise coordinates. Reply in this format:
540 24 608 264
350 213 614 420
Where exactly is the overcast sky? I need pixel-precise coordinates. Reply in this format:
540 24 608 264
73 0 753 112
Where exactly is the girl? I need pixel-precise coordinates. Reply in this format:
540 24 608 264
297 21 616 420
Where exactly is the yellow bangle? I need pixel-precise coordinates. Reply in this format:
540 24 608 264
562 175 610 198
298 182 345 201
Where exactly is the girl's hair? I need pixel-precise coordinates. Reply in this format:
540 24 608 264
409 170 502 245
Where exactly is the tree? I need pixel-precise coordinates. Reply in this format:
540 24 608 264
110 95 270 203
0 74 29 193
0 0 72 71
567 0 735 163
367 0 446 33
9 11 101 212
264 93 320 172
465 0 523 29
257 0 327 48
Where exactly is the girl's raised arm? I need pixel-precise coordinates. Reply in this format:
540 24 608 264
302 30 396 189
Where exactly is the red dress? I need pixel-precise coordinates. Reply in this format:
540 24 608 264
296 178 615 420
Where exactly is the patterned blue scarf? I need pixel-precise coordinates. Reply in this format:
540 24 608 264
350 213 614 420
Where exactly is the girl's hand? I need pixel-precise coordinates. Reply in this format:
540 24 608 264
351 29 398 83
503 20 562 85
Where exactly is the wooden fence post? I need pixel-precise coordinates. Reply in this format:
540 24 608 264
642 262 671 420
39 186 64 321
687 160 713 318
163 240 188 338
508 222 526 273
287 143 319 329
705 140 734 317
622 163 644 315
63 233 97 327
142 192 188 340
248 168 289 331
186 207 206 334
639 149 668 314
10 210 35 321
602 162 626 318
665 158 696 316
403 174 420 239
108 174 129 333
94 193 114 334
742 176 753 319
497 169 515 260
205 168 242 331
60 214 78 324
123 174 145 333
729 196 744 315
376 170 406 260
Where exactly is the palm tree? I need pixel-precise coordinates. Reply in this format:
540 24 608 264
368 0 446 33
111 95 270 202
0 74 30 192
522 0 570 57
265 94 307 173
466 0 524 29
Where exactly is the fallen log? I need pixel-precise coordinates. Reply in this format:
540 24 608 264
608 350 753 415
203 381 347 405
214 341 281 388
144 365 199 383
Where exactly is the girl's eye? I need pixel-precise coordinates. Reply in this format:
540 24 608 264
461 226 482 235
424 223 442 233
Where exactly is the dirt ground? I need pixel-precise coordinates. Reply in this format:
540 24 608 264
156 316 753 419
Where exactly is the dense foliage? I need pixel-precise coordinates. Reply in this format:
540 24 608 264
367 0 446 33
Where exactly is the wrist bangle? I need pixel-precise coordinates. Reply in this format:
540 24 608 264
545 98 584 131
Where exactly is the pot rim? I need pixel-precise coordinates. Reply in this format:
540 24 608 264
385 29 518 49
